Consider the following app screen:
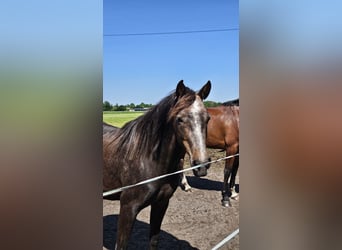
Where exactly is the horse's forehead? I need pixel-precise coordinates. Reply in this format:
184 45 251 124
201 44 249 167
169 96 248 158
189 96 205 114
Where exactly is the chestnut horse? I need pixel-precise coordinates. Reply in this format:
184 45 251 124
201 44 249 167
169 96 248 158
103 80 211 250
181 99 239 207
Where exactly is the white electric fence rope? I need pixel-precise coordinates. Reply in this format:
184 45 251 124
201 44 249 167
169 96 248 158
211 228 239 250
103 153 239 197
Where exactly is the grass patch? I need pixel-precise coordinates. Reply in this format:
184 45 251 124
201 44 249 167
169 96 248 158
103 111 144 128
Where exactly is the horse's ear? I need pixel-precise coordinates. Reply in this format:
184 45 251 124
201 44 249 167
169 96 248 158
176 80 186 97
197 80 211 100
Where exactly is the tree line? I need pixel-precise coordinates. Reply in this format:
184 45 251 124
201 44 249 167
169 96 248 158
103 100 223 111
103 101 153 111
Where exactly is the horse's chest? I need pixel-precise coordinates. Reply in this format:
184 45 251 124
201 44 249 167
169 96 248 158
155 182 177 201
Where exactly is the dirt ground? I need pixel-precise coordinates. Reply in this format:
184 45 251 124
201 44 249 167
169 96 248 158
103 149 239 250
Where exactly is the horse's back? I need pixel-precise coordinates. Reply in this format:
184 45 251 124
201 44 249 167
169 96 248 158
103 122 120 145
103 122 119 134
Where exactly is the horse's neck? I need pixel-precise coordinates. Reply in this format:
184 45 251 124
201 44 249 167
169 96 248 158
155 127 185 171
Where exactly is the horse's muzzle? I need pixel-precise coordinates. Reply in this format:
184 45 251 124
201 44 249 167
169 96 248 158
192 158 211 177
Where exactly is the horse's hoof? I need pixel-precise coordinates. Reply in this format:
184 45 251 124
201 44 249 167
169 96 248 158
230 191 239 199
231 196 239 201
221 199 231 207
180 185 192 192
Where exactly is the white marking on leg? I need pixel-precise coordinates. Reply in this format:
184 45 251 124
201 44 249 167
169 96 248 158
181 173 192 192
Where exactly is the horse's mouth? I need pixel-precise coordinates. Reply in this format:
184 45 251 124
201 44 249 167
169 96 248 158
193 168 207 177
192 159 211 177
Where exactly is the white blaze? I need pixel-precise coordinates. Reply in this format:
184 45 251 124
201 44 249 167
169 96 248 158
189 96 207 162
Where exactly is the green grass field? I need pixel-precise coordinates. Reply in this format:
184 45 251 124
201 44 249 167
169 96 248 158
103 111 144 127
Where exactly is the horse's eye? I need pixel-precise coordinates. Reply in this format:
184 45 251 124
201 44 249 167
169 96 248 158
177 117 184 124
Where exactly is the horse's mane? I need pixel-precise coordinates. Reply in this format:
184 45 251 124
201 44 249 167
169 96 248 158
109 86 196 161
222 98 239 106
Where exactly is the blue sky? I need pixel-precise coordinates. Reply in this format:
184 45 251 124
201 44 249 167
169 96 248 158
103 0 239 105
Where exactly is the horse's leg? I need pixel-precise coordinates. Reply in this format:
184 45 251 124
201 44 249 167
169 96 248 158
222 144 239 207
229 155 239 199
149 198 170 250
179 173 192 192
115 202 140 250
222 156 232 207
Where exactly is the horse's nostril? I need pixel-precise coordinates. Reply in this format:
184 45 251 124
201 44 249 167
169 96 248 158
192 159 210 168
